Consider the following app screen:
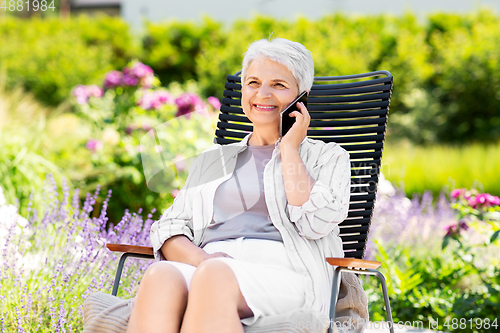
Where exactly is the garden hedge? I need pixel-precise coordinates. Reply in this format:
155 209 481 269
1 11 499 143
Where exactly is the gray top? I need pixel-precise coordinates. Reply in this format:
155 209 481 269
200 143 283 247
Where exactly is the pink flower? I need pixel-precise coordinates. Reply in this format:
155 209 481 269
72 85 104 104
87 85 103 98
137 90 173 111
72 85 88 105
85 139 103 152
488 194 500 206
476 194 488 206
156 91 173 104
171 189 180 198
207 96 221 110
142 123 153 132
173 154 187 172
451 189 463 198
104 70 123 89
468 197 477 208
130 63 154 79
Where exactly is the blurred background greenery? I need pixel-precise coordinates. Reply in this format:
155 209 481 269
1 11 499 223
1 5 500 332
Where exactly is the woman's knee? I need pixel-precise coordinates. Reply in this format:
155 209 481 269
190 259 253 318
192 259 235 285
142 262 188 291
190 259 240 300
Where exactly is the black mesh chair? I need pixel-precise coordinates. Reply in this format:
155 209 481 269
107 70 395 333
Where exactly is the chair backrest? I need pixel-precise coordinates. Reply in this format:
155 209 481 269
214 71 393 259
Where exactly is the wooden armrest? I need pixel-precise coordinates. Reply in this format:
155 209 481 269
326 257 381 269
106 243 155 256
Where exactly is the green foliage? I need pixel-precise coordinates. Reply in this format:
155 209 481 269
141 17 224 87
382 141 500 197
426 11 500 143
3 11 500 142
0 75 67 216
0 15 139 106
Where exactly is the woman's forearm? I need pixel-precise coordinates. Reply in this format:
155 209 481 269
160 235 210 267
280 145 316 206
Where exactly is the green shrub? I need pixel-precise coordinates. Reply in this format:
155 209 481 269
0 15 139 106
2 11 500 142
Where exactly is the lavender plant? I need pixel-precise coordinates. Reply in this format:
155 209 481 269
0 176 154 332
364 186 500 332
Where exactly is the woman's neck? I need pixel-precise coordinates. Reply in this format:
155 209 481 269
248 128 280 146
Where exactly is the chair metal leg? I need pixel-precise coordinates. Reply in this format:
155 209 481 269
111 253 155 296
372 269 394 333
328 266 343 333
327 267 394 333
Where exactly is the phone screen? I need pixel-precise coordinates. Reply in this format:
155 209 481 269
280 91 308 138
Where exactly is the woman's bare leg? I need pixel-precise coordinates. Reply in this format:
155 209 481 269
180 259 253 333
127 262 188 333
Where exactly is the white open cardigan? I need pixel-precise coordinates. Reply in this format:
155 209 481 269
150 132 351 315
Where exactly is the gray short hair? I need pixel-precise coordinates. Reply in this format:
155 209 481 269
241 38 315 93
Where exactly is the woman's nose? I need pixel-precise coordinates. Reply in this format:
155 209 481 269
256 85 272 99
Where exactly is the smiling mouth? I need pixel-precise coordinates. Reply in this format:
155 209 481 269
254 104 277 111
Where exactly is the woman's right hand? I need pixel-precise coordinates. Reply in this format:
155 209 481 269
161 235 234 267
198 251 234 266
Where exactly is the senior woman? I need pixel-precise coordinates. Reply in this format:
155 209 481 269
127 38 351 333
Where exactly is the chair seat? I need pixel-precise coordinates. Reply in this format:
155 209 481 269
83 291 328 333
244 308 329 333
83 271 368 333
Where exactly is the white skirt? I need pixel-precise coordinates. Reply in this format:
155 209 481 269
161 237 308 326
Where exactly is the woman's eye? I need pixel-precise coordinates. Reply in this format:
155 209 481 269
248 81 259 86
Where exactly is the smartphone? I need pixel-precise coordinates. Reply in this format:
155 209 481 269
280 91 308 138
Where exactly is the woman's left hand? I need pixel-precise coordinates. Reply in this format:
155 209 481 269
280 102 310 151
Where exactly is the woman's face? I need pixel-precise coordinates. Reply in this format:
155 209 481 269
241 57 299 130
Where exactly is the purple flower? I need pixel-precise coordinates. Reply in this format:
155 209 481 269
175 93 204 118
444 223 458 237
103 70 123 89
85 139 103 152
122 74 139 87
207 96 221 110
125 126 134 135
123 62 155 88
458 221 469 231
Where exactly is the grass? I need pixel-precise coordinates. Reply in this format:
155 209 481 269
382 140 500 197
